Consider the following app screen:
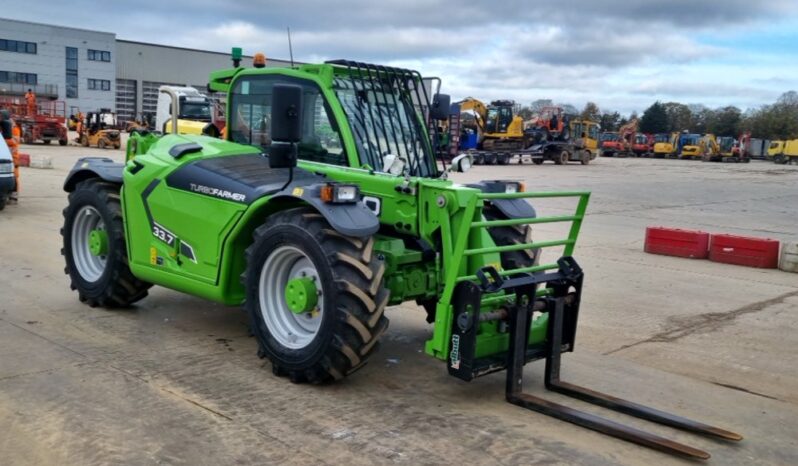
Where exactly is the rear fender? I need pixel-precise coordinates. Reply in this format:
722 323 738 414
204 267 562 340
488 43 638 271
63 157 124 192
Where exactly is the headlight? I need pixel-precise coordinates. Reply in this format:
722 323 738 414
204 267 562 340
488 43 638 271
320 183 360 204
0 162 12 174
459 156 472 173
504 182 524 193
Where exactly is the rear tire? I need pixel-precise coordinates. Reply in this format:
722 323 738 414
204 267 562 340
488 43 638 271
554 150 569 165
61 179 151 307
244 208 389 384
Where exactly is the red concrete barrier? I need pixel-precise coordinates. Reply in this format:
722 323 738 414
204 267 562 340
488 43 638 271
18 153 30 167
709 234 780 268
644 227 710 259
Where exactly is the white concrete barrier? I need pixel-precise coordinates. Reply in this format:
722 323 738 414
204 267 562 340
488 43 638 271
28 155 53 169
780 241 798 273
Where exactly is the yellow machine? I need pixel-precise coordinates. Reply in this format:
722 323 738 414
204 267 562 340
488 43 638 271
768 141 784 158
163 118 208 136
717 136 736 157
653 132 679 158
770 139 798 164
67 107 81 131
679 134 703 159
458 98 524 150
125 115 151 133
77 111 121 149
699 134 722 161
570 119 600 159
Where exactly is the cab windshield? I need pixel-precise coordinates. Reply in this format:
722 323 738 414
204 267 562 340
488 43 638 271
179 99 212 121
331 62 437 177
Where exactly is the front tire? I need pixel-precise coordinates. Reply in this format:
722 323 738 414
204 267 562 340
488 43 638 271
245 208 389 384
483 206 538 271
61 179 151 307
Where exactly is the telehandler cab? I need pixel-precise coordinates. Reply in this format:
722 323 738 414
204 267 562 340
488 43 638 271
61 51 740 459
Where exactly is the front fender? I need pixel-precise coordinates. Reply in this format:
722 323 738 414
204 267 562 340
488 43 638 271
467 181 537 220
271 182 379 238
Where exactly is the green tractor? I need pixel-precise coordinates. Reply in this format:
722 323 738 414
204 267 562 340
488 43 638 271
61 52 740 459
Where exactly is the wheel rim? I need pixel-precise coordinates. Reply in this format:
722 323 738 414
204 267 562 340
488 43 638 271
71 206 108 282
259 245 324 349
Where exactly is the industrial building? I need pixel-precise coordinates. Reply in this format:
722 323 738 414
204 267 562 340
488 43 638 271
0 17 292 123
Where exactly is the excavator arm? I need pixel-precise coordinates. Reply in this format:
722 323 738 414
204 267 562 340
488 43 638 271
458 98 488 121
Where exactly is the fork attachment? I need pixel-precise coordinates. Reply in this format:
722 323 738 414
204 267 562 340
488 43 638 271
448 257 742 460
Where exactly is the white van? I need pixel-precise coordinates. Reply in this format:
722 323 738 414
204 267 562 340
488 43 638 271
0 137 15 210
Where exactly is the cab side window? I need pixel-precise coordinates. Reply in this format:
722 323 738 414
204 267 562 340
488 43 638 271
229 76 347 166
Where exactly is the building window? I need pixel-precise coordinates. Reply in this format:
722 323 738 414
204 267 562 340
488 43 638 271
0 70 38 85
87 49 111 62
0 38 37 54
88 78 111 91
66 47 78 98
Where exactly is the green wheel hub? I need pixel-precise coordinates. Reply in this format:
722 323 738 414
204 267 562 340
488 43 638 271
285 277 318 314
88 229 108 256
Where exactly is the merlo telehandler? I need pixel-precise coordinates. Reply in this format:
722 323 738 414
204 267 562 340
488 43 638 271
60 51 740 459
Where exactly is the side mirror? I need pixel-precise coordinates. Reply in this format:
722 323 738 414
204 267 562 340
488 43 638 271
0 120 12 139
450 153 473 173
202 123 220 138
271 84 303 142
430 93 451 121
269 142 297 169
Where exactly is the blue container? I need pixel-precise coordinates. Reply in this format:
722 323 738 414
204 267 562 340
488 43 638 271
460 132 478 150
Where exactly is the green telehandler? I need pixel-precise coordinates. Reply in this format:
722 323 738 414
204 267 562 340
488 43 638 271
60 50 740 459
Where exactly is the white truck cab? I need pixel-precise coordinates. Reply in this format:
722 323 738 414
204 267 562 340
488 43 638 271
155 86 214 135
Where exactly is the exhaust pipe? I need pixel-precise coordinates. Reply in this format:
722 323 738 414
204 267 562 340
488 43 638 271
160 87 179 135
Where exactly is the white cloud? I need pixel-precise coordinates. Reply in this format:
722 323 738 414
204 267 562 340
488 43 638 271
2 0 797 115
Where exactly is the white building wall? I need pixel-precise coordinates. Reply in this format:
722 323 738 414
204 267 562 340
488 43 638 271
0 17 116 114
116 40 292 122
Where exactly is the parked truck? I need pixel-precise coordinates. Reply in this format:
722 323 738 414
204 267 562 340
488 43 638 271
155 86 219 136
769 139 798 164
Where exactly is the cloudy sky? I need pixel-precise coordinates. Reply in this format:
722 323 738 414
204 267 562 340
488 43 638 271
5 1 798 114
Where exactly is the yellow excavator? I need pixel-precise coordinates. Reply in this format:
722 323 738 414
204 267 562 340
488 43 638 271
653 132 679 158
698 134 721 162
678 133 704 159
458 98 525 151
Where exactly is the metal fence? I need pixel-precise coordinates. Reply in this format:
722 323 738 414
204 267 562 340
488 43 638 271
0 82 59 99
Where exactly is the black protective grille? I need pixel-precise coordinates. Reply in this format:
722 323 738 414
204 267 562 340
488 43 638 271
327 60 438 177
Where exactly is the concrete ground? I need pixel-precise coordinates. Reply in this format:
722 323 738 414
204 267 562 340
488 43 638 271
1 139 796 465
